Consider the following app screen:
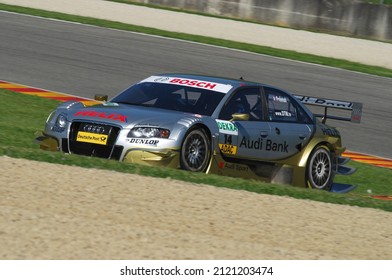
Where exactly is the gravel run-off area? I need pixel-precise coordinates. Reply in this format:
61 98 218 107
1 156 392 259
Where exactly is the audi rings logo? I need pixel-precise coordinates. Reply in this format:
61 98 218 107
154 77 170 82
82 124 106 134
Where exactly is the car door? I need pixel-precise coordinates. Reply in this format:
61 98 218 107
216 87 271 161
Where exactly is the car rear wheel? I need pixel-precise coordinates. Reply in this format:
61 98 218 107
306 145 333 191
180 128 211 172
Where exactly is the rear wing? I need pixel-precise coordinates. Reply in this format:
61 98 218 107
294 95 362 124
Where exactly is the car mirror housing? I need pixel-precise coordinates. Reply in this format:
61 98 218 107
94 94 108 102
230 113 249 121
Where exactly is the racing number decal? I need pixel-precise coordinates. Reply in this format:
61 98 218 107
216 120 238 155
219 133 237 155
225 134 232 145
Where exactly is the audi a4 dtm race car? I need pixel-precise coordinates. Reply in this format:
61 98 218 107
36 74 363 191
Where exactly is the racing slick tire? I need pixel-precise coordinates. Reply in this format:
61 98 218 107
306 145 334 191
180 128 211 172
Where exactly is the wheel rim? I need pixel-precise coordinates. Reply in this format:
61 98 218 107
309 148 331 189
183 131 208 171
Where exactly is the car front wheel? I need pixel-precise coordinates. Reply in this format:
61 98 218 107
306 145 334 191
180 128 211 172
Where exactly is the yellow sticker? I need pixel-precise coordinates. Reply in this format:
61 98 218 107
219 144 237 155
76 131 108 145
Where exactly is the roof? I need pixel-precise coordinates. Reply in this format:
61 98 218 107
159 73 261 88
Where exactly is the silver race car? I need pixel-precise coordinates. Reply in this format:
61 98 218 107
36 74 362 191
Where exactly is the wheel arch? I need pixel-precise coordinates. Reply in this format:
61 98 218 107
305 141 336 190
180 123 213 172
299 139 335 167
186 122 215 156
186 123 212 142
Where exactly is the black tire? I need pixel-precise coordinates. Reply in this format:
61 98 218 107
306 145 334 191
180 128 211 172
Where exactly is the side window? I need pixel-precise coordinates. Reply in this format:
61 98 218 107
264 87 311 123
265 88 297 122
219 88 262 121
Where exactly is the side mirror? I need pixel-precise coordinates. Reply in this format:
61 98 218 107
230 113 249 121
94 94 108 102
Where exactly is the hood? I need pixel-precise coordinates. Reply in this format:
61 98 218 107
64 102 201 128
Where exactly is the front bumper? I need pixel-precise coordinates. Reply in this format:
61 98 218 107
122 149 180 168
36 131 181 168
35 131 59 151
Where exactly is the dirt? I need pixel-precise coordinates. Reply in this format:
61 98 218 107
1 155 391 260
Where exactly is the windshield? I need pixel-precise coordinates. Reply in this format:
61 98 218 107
111 82 225 116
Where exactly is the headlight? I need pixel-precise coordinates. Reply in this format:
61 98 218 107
128 127 170 138
53 113 68 132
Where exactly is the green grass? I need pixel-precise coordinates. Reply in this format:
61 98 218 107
1 3 392 78
1 89 391 212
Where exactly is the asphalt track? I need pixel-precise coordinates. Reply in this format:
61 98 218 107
1 11 392 159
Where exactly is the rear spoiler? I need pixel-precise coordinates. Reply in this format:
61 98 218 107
294 95 362 124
